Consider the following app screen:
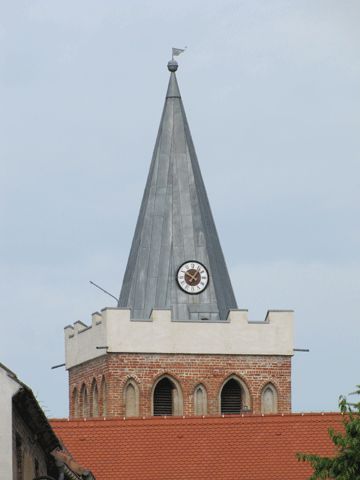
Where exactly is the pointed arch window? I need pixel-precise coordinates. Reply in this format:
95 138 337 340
153 376 183 416
124 379 139 417
221 378 242 414
261 383 278 414
194 385 207 415
80 383 89 418
72 387 79 418
91 379 99 417
100 376 107 416
220 376 251 415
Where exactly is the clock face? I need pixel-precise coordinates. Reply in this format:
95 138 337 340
176 260 209 295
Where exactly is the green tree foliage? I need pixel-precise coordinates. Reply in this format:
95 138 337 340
297 386 360 479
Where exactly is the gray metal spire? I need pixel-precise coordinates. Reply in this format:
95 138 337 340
118 62 238 320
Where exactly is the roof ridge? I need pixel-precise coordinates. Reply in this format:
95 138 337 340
50 412 342 425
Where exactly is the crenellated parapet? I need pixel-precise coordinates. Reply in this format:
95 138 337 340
64 308 294 370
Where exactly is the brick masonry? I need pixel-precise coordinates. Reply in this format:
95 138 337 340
69 353 291 417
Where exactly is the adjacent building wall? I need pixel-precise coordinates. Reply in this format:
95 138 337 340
0 367 20 480
12 406 48 480
0 364 58 480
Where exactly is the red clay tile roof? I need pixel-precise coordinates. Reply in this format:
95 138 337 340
51 413 343 480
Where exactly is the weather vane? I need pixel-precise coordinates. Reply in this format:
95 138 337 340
168 46 187 72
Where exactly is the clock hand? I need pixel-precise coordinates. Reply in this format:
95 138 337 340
185 271 197 283
186 272 195 283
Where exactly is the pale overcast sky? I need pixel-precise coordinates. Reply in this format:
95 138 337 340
1 1 359 417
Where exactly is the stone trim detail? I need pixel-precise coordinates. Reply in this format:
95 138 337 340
261 382 278 414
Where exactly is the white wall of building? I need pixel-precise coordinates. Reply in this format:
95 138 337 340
65 308 294 369
0 365 20 480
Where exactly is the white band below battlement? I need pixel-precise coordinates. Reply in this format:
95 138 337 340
64 308 294 369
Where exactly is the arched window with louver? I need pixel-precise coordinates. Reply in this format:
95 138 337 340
221 378 242 414
153 376 183 416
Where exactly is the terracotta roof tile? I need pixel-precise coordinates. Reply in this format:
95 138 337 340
51 413 343 480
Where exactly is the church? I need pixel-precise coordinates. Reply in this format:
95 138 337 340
64 57 293 421
50 58 341 480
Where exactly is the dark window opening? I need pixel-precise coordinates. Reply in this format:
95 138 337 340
154 378 174 416
15 433 23 480
221 378 242 414
34 458 40 477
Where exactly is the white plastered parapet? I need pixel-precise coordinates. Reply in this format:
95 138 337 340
64 308 294 370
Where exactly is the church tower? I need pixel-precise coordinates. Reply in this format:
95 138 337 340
64 60 293 418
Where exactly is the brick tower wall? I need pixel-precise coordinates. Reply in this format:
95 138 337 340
69 352 291 417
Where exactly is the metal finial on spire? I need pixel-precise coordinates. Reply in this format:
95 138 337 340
167 47 187 72
167 60 178 72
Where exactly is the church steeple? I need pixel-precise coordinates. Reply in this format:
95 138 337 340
65 58 293 422
118 61 237 320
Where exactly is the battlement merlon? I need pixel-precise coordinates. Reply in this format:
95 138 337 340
64 308 294 370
